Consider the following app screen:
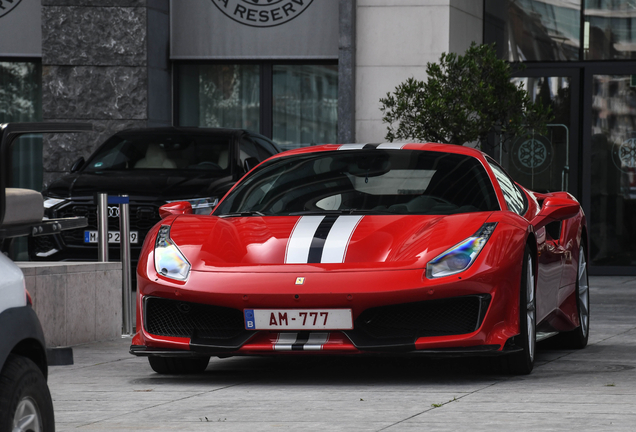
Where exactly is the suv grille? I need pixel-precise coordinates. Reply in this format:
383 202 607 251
56 203 161 245
355 295 491 340
144 297 246 340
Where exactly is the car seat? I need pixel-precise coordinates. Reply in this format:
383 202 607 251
135 144 177 169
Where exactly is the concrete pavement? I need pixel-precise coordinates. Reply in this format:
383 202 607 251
48 276 636 431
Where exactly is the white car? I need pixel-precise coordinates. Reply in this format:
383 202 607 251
0 253 54 431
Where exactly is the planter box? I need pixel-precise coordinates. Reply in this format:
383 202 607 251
17 262 122 347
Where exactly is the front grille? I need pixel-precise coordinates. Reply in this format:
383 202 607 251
56 202 161 246
355 295 491 340
144 297 246 340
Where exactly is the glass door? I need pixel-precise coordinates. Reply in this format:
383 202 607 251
584 65 636 271
498 68 581 196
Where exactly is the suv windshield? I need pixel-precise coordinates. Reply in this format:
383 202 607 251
82 133 232 173
215 150 500 216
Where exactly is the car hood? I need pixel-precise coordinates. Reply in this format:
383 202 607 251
45 171 233 201
168 212 494 272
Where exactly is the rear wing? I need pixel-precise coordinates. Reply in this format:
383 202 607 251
0 123 93 239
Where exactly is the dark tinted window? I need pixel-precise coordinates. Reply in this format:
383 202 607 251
215 150 500 216
486 157 527 215
83 133 232 173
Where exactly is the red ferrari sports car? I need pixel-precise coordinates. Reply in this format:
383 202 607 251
130 143 589 375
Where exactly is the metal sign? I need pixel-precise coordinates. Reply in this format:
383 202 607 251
211 0 314 28
0 0 22 18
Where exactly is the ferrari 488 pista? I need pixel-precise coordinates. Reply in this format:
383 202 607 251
130 143 589 375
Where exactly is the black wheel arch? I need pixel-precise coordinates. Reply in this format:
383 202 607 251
0 307 48 379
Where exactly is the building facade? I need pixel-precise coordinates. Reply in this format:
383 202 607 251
0 0 633 275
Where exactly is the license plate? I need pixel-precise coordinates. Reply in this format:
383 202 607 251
244 309 353 330
84 231 138 244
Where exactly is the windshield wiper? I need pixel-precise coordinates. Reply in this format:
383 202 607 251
218 211 266 218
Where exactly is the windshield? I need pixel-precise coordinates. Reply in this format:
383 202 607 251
82 133 232 173
215 149 500 216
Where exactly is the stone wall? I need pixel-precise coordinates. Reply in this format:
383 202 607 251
41 0 170 187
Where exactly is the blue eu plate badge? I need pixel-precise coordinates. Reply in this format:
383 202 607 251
244 309 255 329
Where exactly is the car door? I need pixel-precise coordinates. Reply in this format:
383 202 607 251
486 157 563 324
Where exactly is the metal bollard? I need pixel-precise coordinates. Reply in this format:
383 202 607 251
109 195 133 336
96 193 108 262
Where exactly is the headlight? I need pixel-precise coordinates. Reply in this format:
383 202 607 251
154 225 191 281
166 197 218 215
426 223 497 279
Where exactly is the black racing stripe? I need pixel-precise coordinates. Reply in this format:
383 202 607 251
363 143 380 149
292 331 310 351
307 215 339 263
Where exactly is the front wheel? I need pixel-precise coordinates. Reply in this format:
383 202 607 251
500 247 536 375
148 356 210 374
0 354 55 432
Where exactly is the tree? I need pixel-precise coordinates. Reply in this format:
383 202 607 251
379 43 553 146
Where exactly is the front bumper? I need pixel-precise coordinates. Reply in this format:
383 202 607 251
132 266 522 357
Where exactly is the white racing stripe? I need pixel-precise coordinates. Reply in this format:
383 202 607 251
273 333 330 351
377 143 406 149
285 215 363 264
285 216 325 263
321 215 364 263
273 333 298 351
304 332 330 351
338 144 368 150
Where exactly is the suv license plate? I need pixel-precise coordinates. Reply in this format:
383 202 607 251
84 231 138 244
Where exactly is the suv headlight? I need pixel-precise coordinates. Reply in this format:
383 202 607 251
166 197 218 215
426 223 497 279
154 225 191 280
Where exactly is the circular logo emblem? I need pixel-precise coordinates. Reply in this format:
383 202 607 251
108 206 120 218
210 0 314 28
612 138 636 173
511 135 553 175
0 0 22 18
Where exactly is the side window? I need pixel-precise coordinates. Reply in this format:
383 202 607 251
486 158 527 215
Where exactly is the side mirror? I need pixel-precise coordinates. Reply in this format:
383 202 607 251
243 157 259 173
70 156 85 173
532 196 580 230
159 201 193 219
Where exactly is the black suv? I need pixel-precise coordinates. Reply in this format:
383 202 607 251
30 127 280 264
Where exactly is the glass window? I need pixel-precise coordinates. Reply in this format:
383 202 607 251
485 0 581 61
272 65 338 149
215 150 500 216
498 76 572 193
176 63 338 150
584 1 636 60
83 133 233 173
0 61 42 190
589 74 636 266
177 64 260 131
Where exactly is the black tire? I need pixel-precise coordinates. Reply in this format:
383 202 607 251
0 354 55 432
148 356 210 374
552 245 590 349
500 246 536 375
